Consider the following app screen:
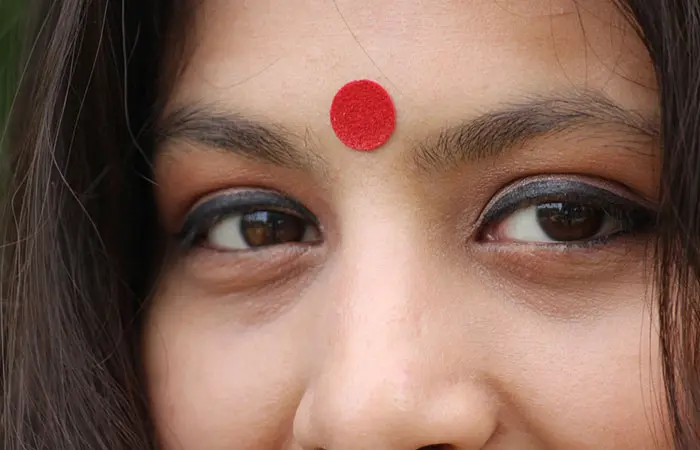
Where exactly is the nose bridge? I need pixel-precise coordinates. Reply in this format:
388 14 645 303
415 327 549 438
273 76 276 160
325 201 432 360
293 217 498 449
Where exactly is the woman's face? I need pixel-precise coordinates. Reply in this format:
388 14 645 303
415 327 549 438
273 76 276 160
143 1 666 448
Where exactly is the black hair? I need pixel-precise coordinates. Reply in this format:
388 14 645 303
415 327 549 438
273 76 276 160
618 1 700 447
1 1 185 448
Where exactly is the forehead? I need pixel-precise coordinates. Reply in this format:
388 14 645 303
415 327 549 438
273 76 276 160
168 0 655 131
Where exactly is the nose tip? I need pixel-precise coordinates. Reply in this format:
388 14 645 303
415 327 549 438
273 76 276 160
293 374 498 449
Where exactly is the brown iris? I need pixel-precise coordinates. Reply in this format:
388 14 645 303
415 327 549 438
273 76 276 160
240 211 307 247
535 202 605 241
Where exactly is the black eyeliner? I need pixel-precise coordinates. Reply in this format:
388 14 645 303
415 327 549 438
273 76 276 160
175 190 317 248
481 179 656 234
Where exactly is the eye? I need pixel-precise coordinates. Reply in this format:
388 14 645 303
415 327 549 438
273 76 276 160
208 210 320 250
486 202 621 243
177 190 322 251
478 178 655 245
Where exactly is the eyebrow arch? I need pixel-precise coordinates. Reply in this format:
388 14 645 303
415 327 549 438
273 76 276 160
156 104 326 171
412 91 659 173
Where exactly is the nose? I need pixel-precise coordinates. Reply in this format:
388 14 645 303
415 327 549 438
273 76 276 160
292 224 499 449
294 370 498 449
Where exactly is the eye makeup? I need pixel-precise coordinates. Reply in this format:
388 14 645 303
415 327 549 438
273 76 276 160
176 190 319 249
478 176 657 241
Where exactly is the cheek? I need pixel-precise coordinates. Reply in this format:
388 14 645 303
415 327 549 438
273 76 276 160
501 293 667 448
141 278 311 449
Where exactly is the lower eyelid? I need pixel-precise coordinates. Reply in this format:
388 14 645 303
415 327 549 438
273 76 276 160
477 232 640 251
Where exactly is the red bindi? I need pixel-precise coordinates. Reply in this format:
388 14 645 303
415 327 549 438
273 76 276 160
330 79 396 151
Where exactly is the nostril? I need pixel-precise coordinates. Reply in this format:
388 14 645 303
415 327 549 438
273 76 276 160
313 444 453 450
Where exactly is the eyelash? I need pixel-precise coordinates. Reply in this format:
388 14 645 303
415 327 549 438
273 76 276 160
176 179 656 251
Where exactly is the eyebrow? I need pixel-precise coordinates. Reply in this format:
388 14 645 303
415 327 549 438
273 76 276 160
411 91 659 173
156 91 659 174
156 105 326 171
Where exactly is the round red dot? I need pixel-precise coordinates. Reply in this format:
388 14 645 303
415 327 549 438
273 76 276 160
330 79 396 151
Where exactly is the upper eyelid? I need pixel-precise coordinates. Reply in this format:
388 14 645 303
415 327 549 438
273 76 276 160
175 176 651 241
187 190 317 221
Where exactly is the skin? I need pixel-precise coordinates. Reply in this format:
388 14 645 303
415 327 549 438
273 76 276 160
143 0 669 448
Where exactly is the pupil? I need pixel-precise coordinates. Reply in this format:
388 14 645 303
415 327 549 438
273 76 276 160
536 202 604 241
240 211 305 247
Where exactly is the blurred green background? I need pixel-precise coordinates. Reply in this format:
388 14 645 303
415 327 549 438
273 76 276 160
0 0 27 140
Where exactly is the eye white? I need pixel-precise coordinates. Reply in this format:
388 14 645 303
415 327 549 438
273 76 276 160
208 214 249 250
301 224 321 242
499 205 618 243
